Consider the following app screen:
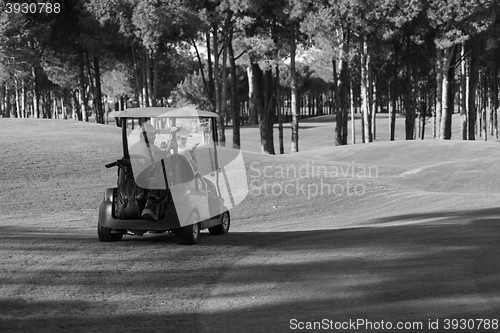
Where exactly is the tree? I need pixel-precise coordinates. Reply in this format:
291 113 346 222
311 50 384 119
301 1 350 146
225 0 280 154
427 0 497 139
0 3 55 118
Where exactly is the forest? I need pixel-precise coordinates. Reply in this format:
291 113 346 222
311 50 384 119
1 0 499 154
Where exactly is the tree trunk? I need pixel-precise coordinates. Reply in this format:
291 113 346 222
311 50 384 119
219 18 230 146
94 56 104 124
460 43 468 140
132 46 143 107
78 89 84 121
259 68 275 154
361 34 372 142
228 27 240 148
142 49 149 107
72 90 78 120
8 87 13 118
78 51 87 121
251 59 264 128
0 85 3 117
333 58 341 145
468 47 478 140
440 45 456 140
14 79 21 118
147 52 153 107
405 37 415 140
276 64 284 153
435 48 443 138
482 71 488 141
152 50 159 107
211 24 225 144
371 74 377 141
350 81 355 144
421 91 427 140
247 66 257 125
340 45 349 145
493 66 499 139
32 83 37 118
206 30 215 113
390 42 399 141
42 88 48 118
213 29 220 115
32 67 40 118
50 90 56 119
21 80 26 118
318 93 323 116
290 23 299 152
0 85 4 117
86 54 97 121
361 110 365 142
489 72 494 136
61 96 67 120
1 85 8 118
414 63 421 140
251 59 275 149
332 30 349 146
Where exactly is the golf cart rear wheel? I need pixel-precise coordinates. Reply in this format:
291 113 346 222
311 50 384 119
98 224 123 242
209 211 230 235
176 212 200 245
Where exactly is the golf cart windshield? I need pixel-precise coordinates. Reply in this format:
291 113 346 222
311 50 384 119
128 117 212 154
114 106 248 216
128 116 216 179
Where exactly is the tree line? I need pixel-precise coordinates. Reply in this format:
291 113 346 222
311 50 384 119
1 0 500 154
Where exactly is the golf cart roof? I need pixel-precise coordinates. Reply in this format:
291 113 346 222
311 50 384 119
110 106 218 118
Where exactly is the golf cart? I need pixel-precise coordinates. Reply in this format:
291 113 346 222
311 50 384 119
98 106 230 245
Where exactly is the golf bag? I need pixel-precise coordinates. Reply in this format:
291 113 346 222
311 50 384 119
115 165 147 219
141 182 169 221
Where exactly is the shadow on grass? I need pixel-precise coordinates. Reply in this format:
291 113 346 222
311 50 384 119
0 298 197 333
1 208 499 333
365 206 500 225
195 216 500 332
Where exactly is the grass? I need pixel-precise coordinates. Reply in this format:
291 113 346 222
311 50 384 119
1 115 500 332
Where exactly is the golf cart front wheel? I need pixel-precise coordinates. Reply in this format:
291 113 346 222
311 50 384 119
209 211 230 235
176 212 200 245
98 224 123 242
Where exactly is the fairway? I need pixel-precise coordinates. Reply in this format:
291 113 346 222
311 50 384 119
1 117 500 333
